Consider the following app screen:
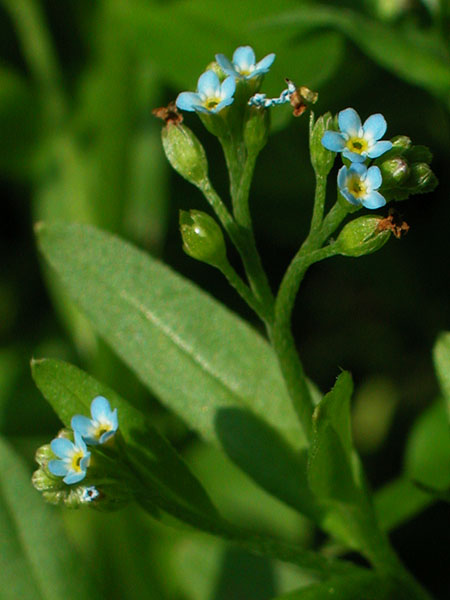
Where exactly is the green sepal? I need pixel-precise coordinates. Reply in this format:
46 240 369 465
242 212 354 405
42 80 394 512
161 122 208 186
309 111 336 176
336 216 391 258
179 209 228 268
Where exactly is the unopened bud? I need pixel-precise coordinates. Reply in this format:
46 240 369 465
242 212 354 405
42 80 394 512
180 210 227 267
35 444 54 467
379 156 410 187
406 163 438 194
336 216 391 257
32 467 61 492
391 135 412 151
244 106 270 155
310 112 336 176
162 123 208 187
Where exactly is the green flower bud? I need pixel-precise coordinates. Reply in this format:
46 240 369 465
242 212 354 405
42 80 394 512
42 490 66 506
336 216 391 257
162 123 208 187
379 156 410 187
310 112 336 176
406 162 438 194
244 106 270 155
179 210 227 268
390 135 412 151
32 467 61 492
35 444 54 467
205 61 226 81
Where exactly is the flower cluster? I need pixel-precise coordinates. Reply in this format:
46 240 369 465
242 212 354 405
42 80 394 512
176 45 275 115
32 396 120 509
322 108 392 209
48 396 118 484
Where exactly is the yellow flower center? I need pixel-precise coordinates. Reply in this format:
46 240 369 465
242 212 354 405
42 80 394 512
348 176 367 199
346 137 369 155
204 97 221 110
95 423 111 439
70 450 85 473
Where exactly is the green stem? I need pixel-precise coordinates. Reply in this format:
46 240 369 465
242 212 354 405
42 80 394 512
318 198 351 246
271 244 339 442
220 261 268 322
303 172 328 250
219 140 275 322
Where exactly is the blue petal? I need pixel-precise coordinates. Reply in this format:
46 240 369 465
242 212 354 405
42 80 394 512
254 53 276 74
197 70 220 97
79 453 91 471
363 113 387 141
51 438 74 459
348 163 367 177
362 190 386 209
74 430 88 452
322 131 346 152
365 166 382 190
340 188 360 206
337 165 348 190
99 430 116 444
91 396 112 421
48 459 68 476
215 54 236 77
71 415 94 437
233 46 255 70
64 471 86 485
342 149 366 163
220 75 236 100
367 140 392 159
212 97 234 113
338 108 362 137
176 92 202 112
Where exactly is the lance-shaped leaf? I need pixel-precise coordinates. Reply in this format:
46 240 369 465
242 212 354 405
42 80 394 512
433 332 450 421
35 223 320 520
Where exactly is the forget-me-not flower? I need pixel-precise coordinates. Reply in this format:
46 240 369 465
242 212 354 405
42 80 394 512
216 46 275 80
72 396 118 445
81 486 100 503
176 70 236 114
338 163 386 209
48 431 91 485
322 108 392 163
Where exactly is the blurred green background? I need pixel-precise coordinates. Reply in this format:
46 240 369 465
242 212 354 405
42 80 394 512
1 0 449 598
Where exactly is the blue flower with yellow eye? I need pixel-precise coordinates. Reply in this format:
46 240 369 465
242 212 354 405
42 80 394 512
322 108 392 163
216 46 275 80
71 396 118 445
338 163 386 209
48 431 91 485
176 70 235 114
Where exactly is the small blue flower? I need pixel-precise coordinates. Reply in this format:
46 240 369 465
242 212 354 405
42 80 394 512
81 486 100 503
338 163 386 209
48 431 91 485
322 108 392 163
176 70 235 114
71 396 118 445
216 46 275 80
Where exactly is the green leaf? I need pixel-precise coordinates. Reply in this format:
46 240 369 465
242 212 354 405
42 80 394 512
0 436 100 600
31 358 223 531
258 5 450 106
404 399 450 489
433 332 450 421
36 223 316 518
308 372 359 504
375 478 432 531
272 571 406 600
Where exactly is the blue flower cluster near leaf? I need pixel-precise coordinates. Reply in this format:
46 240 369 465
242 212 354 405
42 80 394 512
48 396 118 485
176 70 236 114
322 108 392 209
215 46 275 80
338 163 386 209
